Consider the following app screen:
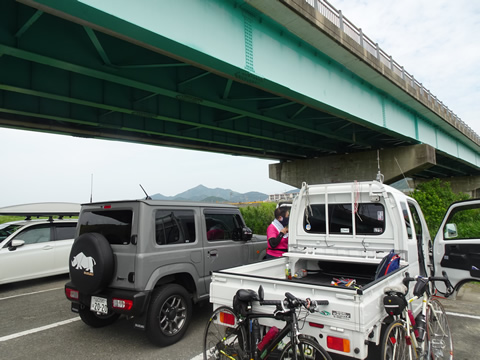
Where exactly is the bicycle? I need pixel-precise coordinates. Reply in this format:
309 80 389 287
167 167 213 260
381 271 454 360
203 286 332 360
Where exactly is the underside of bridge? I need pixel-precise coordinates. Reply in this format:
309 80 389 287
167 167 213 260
0 0 479 193
270 144 480 195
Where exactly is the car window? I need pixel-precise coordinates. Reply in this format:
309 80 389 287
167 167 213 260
155 210 195 245
55 224 77 240
0 224 23 242
205 211 243 241
14 225 51 244
303 203 385 235
443 203 480 240
79 210 132 245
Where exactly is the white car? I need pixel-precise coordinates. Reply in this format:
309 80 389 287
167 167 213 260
0 202 79 285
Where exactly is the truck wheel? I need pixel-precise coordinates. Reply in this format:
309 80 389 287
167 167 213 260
78 306 120 328
146 284 192 346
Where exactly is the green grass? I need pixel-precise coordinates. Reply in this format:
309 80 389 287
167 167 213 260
0 215 24 225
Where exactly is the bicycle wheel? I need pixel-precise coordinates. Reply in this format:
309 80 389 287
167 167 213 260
203 306 246 360
279 336 332 360
426 299 453 360
381 320 415 360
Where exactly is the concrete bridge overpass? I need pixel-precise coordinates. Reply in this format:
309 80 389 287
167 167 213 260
1 0 479 193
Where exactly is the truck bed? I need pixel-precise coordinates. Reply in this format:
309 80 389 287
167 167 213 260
216 254 403 291
210 255 409 358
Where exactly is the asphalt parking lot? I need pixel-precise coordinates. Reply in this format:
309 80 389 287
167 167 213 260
437 282 480 360
1 275 478 360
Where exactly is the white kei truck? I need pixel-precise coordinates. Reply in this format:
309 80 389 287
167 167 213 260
209 180 480 359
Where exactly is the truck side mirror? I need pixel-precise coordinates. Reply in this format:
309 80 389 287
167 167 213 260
444 223 457 239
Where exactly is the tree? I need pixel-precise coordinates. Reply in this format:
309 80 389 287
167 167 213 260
410 179 470 238
240 203 276 235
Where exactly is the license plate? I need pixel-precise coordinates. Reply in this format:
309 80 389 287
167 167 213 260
90 296 108 314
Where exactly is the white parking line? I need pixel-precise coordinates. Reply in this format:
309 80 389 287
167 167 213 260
446 311 480 320
0 317 81 342
0 287 63 301
190 353 204 360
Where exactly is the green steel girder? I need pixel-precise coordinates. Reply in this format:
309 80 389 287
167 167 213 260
0 74 337 156
0 42 368 156
0 0 391 155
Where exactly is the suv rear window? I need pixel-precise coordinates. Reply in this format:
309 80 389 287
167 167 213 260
79 210 133 245
304 203 385 235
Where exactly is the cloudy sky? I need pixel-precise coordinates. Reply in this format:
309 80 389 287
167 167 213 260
1 0 479 207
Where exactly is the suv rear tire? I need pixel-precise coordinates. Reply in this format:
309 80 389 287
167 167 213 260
146 284 192 346
78 305 120 328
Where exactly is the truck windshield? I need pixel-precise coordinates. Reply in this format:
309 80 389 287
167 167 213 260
79 210 133 245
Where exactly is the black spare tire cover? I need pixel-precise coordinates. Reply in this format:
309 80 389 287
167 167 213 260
69 233 114 294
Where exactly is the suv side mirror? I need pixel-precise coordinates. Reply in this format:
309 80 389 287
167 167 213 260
232 226 253 241
242 226 253 241
444 223 457 239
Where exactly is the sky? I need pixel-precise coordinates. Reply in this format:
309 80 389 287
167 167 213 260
1 0 479 207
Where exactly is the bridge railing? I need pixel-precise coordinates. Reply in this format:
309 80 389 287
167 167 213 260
304 0 478 143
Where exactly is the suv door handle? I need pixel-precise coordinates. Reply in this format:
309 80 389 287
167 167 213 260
208 250 218 257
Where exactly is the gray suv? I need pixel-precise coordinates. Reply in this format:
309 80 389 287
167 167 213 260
65 199 266 346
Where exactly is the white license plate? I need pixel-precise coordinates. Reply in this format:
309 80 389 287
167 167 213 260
90 296 108 314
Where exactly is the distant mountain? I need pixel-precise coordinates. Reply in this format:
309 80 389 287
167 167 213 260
150 185 269 202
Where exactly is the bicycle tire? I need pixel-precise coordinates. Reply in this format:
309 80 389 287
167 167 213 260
381 320 415 360
279 336 332 360
203 306 246 360
426 299 454 360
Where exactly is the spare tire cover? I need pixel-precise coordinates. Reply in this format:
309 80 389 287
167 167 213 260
69 233 114 294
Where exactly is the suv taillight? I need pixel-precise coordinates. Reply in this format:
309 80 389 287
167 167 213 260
112 298 133 311
65 288 79 300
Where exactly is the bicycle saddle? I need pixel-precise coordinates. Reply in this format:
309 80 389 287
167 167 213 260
235 289 259 302
383 284 407 295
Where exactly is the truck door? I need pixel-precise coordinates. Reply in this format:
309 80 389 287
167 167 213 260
203 209 249 287
407 201 429 277
433 199 480 292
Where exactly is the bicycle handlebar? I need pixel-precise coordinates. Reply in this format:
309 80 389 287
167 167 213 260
403 271 454 297
260 299 283 306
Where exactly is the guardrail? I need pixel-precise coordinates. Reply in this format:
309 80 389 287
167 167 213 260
304 0 478 144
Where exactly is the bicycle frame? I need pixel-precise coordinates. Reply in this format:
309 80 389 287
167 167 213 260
240 308 303 360
405 293 428 359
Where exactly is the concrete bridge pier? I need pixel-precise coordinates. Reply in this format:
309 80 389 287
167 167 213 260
270 143 480 197
269 144 436 187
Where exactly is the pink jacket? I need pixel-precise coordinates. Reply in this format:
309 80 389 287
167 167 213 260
266 222 289 257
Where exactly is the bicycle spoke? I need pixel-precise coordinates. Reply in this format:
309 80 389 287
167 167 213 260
427 299 453 360
382 321 414 360
203 307 245 360
280 337 332 360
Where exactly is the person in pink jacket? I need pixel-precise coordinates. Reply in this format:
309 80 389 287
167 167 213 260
266 207 290 258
